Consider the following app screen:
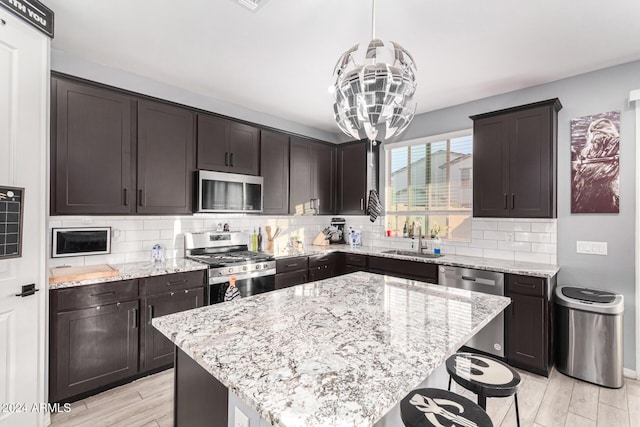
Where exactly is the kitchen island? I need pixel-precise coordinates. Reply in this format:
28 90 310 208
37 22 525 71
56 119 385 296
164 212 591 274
153 272 511 426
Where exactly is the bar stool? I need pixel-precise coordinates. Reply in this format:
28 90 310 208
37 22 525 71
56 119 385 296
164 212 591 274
446 352 521 427
401 388 493 427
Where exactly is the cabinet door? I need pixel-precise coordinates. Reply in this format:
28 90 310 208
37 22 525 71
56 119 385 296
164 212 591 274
506 293 546 372
260 130 289 214
472 115 510 217
53 78 134 214
312 141 336 215
228 122 260 175
137 100 195 214
52 300 139 402
509 106 553 217
142 288 204 371
289 137 313 214
197 114 230 172
337 142 367 214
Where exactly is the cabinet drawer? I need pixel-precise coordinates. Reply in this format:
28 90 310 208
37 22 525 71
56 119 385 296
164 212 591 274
276 256 309 274
275 270 308 289
344 253 367 267
308 253 335 269
55 280 138 311
141 271 205 296
507 274 545 298
368 256 438 283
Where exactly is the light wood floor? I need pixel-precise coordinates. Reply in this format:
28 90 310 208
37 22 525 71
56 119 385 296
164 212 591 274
50 367 640 427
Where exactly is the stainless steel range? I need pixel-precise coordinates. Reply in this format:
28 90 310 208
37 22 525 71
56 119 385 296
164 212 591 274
185 231 276 304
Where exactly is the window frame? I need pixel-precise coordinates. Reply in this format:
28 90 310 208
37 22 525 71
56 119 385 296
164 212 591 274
383 129 473 240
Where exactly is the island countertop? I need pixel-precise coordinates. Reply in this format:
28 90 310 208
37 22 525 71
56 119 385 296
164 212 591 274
153 272 511 427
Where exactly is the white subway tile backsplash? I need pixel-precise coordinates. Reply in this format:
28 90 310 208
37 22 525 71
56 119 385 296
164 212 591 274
483 230 513 241
498 222 531 232
482 249 515 261
531 222 557 233
454 247 483 257
472 219 498 231
48 215 558 268
126 230 161 241
497 241 531 252
82 253 127 265
514 232 551 243
469 239 498 249
49 257 85 268
111 241 143 254
531 243 557 254
514 252 552 264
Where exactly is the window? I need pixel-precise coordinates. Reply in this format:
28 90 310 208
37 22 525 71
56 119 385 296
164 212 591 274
385 130 473 241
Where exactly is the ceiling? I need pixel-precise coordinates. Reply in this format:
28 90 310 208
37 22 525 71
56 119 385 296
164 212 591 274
46 0 640 137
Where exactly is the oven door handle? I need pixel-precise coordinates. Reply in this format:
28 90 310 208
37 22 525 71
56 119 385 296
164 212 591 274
209 268 276 284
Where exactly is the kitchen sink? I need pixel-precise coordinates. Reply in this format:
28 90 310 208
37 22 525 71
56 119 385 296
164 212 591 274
382 249 445 258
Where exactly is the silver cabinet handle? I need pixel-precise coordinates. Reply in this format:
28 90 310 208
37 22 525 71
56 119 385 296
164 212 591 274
360 198 364 210
147 305 153 324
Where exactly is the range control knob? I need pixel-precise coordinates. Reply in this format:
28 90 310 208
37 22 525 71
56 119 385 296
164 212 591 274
228 268 233 274
263 263 269 269
256 264 261 270
242 266 247 272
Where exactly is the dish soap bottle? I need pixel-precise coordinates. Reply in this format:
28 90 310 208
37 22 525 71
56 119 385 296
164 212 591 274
257 227 263 252
432 234 442 255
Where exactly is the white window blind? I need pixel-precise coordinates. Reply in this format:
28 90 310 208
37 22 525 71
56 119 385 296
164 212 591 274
385 130 473 241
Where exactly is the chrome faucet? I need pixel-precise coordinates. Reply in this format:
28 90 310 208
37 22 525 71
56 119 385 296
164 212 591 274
416 225 430 254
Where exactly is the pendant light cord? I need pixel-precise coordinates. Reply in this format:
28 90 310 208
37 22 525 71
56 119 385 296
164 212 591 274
371 0 376 39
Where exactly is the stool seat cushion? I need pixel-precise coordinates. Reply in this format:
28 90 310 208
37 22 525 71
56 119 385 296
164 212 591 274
446 352 521 398
401 388 493 427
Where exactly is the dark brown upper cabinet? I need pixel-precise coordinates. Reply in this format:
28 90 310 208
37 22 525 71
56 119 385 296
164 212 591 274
52 78 135 214
137 100 195 214
197 114 260 176
471 99 561 218
260 130 290 215
337 140 379 215
289 137 336 215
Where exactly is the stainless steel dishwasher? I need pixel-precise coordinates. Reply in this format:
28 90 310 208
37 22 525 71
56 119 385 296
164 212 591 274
438 266 505 357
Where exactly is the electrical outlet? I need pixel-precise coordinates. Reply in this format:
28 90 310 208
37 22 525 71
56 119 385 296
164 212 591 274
576 241 608 255
234 407 249 427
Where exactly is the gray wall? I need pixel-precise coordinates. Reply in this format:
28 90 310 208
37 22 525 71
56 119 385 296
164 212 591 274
50 50 340 143
398 60 640 371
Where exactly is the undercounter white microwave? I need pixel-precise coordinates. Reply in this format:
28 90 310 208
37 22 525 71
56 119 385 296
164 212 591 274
195 171 263 213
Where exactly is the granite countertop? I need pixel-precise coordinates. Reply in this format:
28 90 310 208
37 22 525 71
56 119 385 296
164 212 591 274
275 245 560 278
48 258 208 290
153 271 511 427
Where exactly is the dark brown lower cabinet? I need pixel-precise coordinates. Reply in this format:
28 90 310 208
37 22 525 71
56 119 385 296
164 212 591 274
308 254 336 282
275 269 308 289
141 288 204 371
51 299 139 402
505 274 553 376
50 271 207 403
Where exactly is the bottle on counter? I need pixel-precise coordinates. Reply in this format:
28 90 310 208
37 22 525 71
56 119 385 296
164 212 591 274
257 227 263 252
433 234 442 255
402 221 408 238
252 228 258 251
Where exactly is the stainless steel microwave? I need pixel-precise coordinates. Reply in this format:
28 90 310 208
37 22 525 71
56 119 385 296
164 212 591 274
196 171 263 213
52 227 111 258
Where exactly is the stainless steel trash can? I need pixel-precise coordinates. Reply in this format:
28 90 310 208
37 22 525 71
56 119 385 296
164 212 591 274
555 285 624 388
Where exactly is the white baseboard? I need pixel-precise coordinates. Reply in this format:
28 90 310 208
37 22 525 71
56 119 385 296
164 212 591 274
624 368 637 379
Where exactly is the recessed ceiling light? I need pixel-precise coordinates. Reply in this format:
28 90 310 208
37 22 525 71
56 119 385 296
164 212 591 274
236 0 271 12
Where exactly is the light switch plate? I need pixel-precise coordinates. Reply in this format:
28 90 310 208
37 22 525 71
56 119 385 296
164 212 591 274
576 241 608 255
234 407 250 427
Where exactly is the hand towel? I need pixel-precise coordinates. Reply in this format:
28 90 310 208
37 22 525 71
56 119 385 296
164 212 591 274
367 189 382 222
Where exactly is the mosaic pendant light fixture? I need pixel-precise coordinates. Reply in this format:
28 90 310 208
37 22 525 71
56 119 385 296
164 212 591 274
331 0 417 143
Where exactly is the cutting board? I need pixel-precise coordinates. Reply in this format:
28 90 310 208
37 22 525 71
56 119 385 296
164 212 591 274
49 264 120 284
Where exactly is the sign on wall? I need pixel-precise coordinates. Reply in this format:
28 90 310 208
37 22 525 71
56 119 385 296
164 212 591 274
570 111 620 213
0 0 54 37
0 186 24 259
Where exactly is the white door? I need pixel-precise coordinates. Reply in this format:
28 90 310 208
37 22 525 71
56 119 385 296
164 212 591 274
0 10 49 427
